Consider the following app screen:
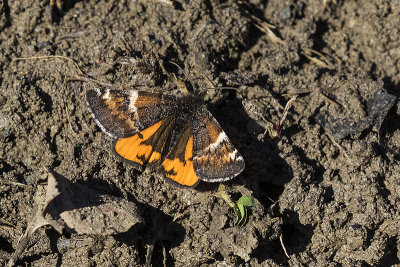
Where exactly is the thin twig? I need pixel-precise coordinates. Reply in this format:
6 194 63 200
280 234 290 259
279 96 297 127
0 218 15 228
145 243 155 267
2 179 36 190
203 86 237 91
13 55 84 74
68 73 114 87
320 92 341 108
326 133 353 164
162 244 167 267
303 48 334 69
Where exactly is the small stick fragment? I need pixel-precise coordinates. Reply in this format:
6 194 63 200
278 96 297 129
303 48 334 69
320 92 341 108
13 55 84 75
280 234 290 259
2 179 35 190
152 0 173 6
145 243 155 267
253 22 285 44
68 74 114 87
162 244 167 267
326 133 352 164
0 218 15 228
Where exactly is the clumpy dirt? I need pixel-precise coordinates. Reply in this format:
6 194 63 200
1 0 400 266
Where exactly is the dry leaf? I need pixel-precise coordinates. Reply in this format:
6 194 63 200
7 169 143 266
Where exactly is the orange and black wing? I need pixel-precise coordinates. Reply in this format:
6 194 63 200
86 88 178 166
114 115 176 167
86 88 178 138
192 107 245 182
161 124 200 187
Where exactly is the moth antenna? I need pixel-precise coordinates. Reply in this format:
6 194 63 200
168 61 197 94
172 73 189 94
168 61 187 78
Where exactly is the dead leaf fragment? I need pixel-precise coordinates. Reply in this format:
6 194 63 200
7 170 143 266
315 77 396 140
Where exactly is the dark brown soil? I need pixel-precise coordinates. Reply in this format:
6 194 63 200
1 0 399 266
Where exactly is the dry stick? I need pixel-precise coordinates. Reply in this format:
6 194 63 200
253 22 285 44
279 96 297 128
326 133 352 164
280 234 290 259
240 6 284 45
204 86 238 91
303 48 334 69
260 95 297 138
13 55 84 75
7 213 48 267
0 218 15 228
261 191 277 204
320 92 341 108
153 0 174 6
145 243 155 267
162 244 167 267
2 179 36 190
68 73 114 87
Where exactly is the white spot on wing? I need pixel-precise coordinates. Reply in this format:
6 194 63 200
228 149 238 159
209 132 228 149
102 89 110 100
86 89 123 138
227 149 244 161
129 91 138 111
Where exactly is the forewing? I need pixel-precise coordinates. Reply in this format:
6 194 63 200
86 88 178 138
192 107 245 182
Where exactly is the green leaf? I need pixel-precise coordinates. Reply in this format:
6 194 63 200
236 204 247 226
235 197 256 226
233 204 241 218
216 186 256 226
238 196 256 209
238 202 245 221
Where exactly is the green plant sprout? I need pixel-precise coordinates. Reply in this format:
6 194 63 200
216 184 257 226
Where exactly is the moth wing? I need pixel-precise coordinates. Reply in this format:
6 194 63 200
192 108 245 182
86 88 178 138
114 115 176 167
161 124 200 187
